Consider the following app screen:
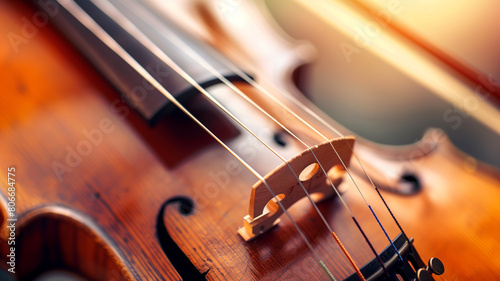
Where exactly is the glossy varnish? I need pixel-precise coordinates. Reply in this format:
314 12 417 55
1 1 500 280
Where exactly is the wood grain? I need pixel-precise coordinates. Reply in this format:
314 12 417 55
1 0 500 280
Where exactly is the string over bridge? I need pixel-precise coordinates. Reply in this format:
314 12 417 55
238 137 355 241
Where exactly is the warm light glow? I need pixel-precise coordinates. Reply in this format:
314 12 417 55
294 0 500 136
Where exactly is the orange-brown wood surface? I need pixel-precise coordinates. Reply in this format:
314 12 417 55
1 1 500 280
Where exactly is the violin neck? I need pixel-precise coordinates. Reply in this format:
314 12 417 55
38 0 246 125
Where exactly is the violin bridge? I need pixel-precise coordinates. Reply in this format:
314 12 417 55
238 137 355 241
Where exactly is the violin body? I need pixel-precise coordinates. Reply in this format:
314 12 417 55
1 0 500 280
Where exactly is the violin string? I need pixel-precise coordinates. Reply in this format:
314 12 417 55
93 0 367 278
205 50 403 263
212 50 408 255
243 71 410 244
111 0 392 274
173 37 397 269
208 50 404 261
97 0 341 229
285 92 412 245
110 0 403 276
97 0 371 279
59 0 337 279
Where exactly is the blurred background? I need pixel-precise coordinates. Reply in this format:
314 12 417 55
265 0 500 168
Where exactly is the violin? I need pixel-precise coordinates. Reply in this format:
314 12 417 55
1 0 500 280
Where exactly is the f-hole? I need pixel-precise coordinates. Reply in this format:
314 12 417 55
156 196 208 280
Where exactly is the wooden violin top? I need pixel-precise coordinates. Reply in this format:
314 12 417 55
1 0 500 280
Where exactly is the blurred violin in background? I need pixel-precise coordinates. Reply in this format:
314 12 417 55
1 0 499 280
